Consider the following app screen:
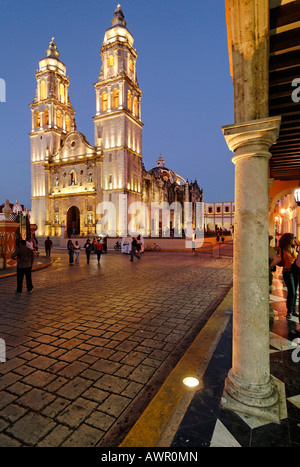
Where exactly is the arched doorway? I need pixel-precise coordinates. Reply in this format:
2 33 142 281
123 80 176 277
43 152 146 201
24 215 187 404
67 206 80 237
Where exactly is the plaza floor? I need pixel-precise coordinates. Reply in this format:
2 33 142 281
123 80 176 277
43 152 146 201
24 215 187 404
0 249 232 447
1 251 299 448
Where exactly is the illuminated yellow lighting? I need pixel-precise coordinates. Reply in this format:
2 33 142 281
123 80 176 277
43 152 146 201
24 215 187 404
183 377 199 388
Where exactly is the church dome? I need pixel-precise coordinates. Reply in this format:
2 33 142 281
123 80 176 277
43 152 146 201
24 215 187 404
148 155 186 185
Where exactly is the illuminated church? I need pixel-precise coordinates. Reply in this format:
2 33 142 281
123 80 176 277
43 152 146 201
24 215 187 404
30 5 202 238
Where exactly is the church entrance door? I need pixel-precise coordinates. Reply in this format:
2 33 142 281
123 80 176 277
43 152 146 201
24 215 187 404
67 206 80 237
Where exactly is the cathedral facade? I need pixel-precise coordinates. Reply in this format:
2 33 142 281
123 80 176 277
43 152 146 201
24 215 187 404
30 5 202 238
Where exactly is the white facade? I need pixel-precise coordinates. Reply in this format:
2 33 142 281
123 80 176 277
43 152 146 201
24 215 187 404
204 201 235 231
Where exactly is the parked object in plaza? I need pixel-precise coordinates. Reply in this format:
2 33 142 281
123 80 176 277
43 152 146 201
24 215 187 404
145 242 161 251
11 239 34 293
114 241 121 251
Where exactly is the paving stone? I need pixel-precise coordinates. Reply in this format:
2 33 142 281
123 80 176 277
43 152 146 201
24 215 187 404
0 433 22 447
0 403 27 423
27 356 57 370
93 374 129 394
129 364 156 384
17 388 55 411
98 394 131 418
22 370 57 388
37 424 73 447
56 398 97 428
81 387 110 404
41 397 71 418
0 390 17 410
61 423 103 447
57 376 93 400
58 361 89 379
85 410 115 431
6 412 56 445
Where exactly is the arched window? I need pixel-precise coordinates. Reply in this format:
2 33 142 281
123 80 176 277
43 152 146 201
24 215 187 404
108 174 112 188
88 173 92 183
55 177 59 186
101 91 107 111
40 80 45 100
112 88 119 108
108 55 114 67
65 115 70 132
44 108 49 126
127 90 132 111
69 170 77 186
35 111 41 128
60 84 65 103
134 97 138 117
56 110 62 127
129 60 134 72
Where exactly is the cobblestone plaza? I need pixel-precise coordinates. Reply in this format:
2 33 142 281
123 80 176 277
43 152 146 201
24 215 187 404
0 251 232 447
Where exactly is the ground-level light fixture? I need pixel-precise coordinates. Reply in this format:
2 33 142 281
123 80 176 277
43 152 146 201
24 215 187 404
183 377 200 388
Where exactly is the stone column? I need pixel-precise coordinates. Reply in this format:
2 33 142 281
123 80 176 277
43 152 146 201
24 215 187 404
222 116 281 421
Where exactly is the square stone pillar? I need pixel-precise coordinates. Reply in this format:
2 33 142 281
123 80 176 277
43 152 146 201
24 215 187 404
0 220 20 269
222 116 281 422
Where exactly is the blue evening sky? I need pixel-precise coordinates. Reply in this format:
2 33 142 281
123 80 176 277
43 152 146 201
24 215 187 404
0 0 234 209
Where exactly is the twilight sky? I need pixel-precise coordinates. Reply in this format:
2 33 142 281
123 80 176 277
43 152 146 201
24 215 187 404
0 0 234 209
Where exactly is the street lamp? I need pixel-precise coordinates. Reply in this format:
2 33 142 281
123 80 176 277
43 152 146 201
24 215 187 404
294 184 300 205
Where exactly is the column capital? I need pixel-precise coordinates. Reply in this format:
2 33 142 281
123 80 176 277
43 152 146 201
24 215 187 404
222 116 281 164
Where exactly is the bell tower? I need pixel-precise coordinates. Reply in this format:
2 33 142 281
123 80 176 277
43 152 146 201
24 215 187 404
94 4 143 235
30 38 75 235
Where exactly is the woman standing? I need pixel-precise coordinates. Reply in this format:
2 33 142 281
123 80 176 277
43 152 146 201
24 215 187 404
67 240 75 265
74 241 80 264
272 233 299 319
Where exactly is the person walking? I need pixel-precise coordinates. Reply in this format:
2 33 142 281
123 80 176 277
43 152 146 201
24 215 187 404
45 236 53 257
84 239 93 264
67 239 75 264
130 237 140 262
102 236 107 254
74 241 80 264
94 238 103 263
11 239 34 294
32 233 39 256
271 232 299 319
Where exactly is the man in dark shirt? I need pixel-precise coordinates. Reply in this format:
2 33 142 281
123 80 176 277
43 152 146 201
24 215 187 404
11 240 34 294
44 236 53 257
130 237 141 262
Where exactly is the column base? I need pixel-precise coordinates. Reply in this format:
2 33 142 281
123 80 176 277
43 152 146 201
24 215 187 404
221 370 280 423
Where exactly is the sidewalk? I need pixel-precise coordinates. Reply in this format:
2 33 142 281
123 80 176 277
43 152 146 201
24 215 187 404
120 269 300 448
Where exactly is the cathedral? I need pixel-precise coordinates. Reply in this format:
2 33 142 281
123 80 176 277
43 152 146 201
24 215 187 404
30 5 202 238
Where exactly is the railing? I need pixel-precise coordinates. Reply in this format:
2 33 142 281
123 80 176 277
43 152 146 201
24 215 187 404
219 240 233 257
195 241 213 256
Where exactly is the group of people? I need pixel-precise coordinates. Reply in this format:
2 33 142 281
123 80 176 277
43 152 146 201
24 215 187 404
67 237 106 265
270 232 300 336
